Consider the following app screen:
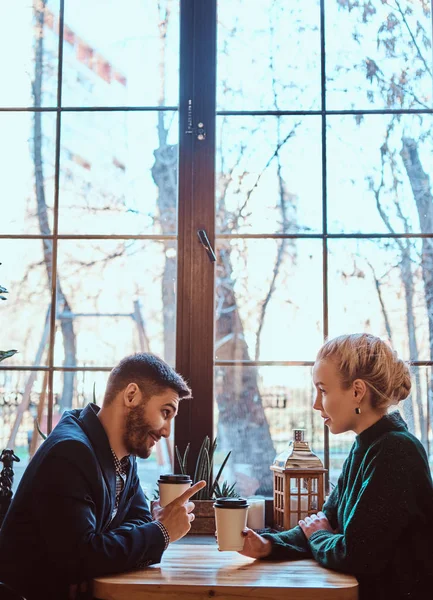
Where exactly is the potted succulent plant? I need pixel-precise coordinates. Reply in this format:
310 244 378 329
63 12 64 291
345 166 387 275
175 436 238 533
0 266 18 527
0 267 17 365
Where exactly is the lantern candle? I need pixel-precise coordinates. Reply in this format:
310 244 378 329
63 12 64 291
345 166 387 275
246 496 265 529
289 487 308 528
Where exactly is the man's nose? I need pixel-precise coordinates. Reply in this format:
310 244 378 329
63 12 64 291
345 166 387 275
160 420 172 438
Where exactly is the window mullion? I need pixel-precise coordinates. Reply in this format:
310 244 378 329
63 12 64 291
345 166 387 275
175 0 217 468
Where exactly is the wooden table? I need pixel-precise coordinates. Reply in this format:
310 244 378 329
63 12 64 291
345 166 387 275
93 543 358 600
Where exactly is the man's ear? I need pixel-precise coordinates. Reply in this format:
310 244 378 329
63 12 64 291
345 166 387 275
123 383 142 407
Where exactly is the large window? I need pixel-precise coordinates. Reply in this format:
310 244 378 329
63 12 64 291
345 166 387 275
1 0 432 496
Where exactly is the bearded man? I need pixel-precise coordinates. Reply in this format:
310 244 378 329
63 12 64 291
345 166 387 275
0 353 205 600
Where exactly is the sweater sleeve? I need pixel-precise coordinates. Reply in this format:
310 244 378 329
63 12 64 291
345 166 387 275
261 526 312 560
259 458 346 560
322 474 341 531
308 433 423 574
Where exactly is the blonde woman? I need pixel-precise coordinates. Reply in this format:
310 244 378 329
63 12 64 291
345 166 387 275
240 333 433 600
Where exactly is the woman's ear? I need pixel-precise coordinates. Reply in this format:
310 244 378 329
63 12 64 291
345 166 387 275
353 379 367 401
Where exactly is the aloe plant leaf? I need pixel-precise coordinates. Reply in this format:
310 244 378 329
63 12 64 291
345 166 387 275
210 450 232 498
0 350 18 363
199 447 211 499
193 436 209 484
208 437 217 481
35 418 47 440
188 437 237 499
198 445 209 485
182 442 190 473
175 445 185 475
225 482 239 497
205 447 211 498
209 437 217 459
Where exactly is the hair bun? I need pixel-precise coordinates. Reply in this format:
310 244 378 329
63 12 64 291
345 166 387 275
391 359 411 403
317 333 412 409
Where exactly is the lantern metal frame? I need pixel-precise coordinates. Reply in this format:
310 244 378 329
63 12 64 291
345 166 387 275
271 464 327 531
271 429 327 531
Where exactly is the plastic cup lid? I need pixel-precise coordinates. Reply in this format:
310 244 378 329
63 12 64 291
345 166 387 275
214 497 249 508
158 474 192 483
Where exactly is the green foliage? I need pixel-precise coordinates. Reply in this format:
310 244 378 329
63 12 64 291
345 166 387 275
0 349 18 363
213 480 239 499
1 264 18 363
35 419 47 440
0 284 8 301
175 436 238 500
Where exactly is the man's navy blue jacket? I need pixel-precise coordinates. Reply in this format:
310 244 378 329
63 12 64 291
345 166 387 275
0 403 166 599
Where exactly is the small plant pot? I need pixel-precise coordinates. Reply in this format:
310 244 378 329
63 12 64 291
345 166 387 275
150 499 216 535
189 499 216 534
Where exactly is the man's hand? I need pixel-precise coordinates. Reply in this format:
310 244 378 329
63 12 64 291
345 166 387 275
298 511 335 540
156 480 206 543
151 499 162 521
238 528 272 559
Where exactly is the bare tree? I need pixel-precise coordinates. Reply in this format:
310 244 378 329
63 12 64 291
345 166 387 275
150 2 177 367
33 1 76 411
0 268 17 364
365 123 424 442
336 0 432 443
400 137 433 428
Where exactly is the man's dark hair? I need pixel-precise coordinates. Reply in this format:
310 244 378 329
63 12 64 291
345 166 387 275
103 353 191 405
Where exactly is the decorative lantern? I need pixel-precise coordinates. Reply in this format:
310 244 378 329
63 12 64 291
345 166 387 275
271 429 326 531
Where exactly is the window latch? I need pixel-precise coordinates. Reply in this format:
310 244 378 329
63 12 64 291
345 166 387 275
186 121 206 141
185 99 206 140
197 229 216 262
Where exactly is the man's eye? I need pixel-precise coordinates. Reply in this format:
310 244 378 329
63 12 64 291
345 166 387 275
162 410 170 418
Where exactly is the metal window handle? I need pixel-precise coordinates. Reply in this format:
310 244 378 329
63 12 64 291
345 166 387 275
185 100 206 140
186 121 206 141
197 229 216 262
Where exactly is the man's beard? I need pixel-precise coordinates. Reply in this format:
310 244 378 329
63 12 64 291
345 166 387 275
123 403 154 459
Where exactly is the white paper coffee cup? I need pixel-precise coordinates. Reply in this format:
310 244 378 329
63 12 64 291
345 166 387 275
158 474 192 507
214 497 249 551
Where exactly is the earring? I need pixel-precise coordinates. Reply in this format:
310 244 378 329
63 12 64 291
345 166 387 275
355 407 361 415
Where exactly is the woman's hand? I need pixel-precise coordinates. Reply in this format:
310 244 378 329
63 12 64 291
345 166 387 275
238 528 272 559
298 511 335 540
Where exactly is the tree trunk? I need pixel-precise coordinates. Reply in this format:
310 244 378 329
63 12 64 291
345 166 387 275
216 243 276 494
33 2 76 411
401 137 433 442
7 307 50 448
400 247 423 441
151 123 177 367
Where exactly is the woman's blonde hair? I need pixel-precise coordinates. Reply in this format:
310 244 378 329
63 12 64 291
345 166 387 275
316 333 411 409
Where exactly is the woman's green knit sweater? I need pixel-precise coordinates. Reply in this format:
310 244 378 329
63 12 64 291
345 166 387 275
262 412 433 599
